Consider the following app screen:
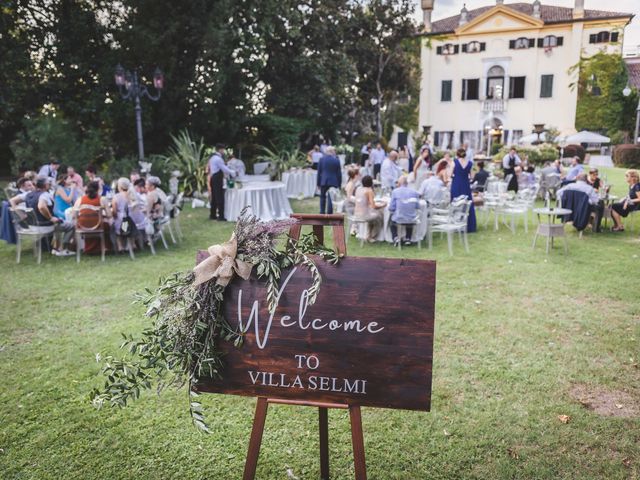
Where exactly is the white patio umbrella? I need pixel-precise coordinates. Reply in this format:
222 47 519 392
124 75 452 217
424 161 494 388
564 130 610 144
518 132 546 144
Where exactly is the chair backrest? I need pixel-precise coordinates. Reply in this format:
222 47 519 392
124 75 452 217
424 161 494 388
9 207 45 232
76 205 102 231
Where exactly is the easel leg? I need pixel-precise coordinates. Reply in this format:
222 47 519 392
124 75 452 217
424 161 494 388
349 406 367 480
319 407 330 480
243 397 269 480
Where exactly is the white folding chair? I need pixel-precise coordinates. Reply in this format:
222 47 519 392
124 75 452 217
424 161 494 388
9 208 55 264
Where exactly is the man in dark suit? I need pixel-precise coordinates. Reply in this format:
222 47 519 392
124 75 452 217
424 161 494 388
317 146 342 214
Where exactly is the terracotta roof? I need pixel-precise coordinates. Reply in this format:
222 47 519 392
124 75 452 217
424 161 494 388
427 2 633 35
626 59 640 89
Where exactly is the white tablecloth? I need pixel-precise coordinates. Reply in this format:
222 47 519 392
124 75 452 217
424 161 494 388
238 174 271 183
225 181 293 222
282 169 317 198
352 198 429 243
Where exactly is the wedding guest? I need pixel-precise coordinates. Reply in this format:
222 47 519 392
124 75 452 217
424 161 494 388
66 166 84 188
227 152 246 177
206 143 235 221
369 142 385 179
145 176 168 222
133 178 147 207
397 147 410 172
308 145 323 170
401 145 414 172
463 142 474 162
353 175 386 243
16 177 35 194
413 147 433 186
472 160 489 192
419 170 446 206
502 147 521 192
450 147 476 233
381 150 402 190
611 169 640 232
518 166 537 190
360 142 371 167
38 159 60 183
587 167 601 191
557 173 603 232
542 159 563 176
389 176 420 246
345 167 361 200
317 146 342 214
112 177 146 251
434 152 453 185
130 170 141 184
53 175 80 220
85 165 107 196
73 180 112 254
562 156 583 185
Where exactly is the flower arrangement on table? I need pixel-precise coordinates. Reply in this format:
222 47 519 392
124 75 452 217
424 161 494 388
90 208 340 432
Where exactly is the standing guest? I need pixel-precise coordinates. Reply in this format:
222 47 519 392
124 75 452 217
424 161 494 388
611 170 640 232
369 142 385 179
129 170 141 184
145 176 168 223
557 173 604 232
227 151 246 177
381 150 402 190
434 152 454 185
73 181 112 254
112 178 146 252
402 145 415 172
85 165 107 196
587 167 601 191
397 147 410 172
360 142 371 167
66 166 84 188
207 143 235 221
389 176 420 246
450 147 477 233
38 159 60 183
53 175 80 220
420 140 434 155
317 147 342 214
307 145 323 171
353 175 386 243
413 147 433 186
320 139 330 154
502 147 522 192
562 156 583 185
472 161 489 193
463 142 475 162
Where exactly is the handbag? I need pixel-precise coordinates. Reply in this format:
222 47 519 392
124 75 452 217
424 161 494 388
119 204 137 237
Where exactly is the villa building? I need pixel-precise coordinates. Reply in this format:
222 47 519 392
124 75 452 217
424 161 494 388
418 0 635 152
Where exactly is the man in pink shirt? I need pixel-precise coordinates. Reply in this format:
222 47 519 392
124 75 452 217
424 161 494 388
66 166 83 188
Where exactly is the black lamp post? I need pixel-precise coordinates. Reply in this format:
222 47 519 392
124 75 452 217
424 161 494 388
533 123 545 145
114 64 164 161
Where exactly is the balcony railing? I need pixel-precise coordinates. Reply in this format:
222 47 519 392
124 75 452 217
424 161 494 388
482 99 506 112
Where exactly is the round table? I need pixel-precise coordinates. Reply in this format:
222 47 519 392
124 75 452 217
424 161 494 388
532 207 572 254
225 181 293 222
238 174 271 183
281 169 317 198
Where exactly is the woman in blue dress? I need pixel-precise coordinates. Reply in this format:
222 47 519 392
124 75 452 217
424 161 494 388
450 147 477 233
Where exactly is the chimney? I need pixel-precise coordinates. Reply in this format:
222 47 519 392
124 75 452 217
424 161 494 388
459 4 469 26
496 0 504 5
573 0 585 19
533 0 541 18
421 0 435 33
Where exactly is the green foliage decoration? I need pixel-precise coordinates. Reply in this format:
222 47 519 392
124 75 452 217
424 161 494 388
161 130 208 196
90 209 340 432
256 146 308 181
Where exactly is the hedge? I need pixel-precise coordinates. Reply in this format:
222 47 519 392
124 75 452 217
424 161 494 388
613 144 640 168
492 144 557 165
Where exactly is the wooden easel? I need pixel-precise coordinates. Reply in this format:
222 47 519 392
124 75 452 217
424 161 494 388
242 213 367 480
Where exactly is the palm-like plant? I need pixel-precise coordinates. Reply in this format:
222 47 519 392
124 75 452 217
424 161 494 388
162 130 208 196
256 146 307 180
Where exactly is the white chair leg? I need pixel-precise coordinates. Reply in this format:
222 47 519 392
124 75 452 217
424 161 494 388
147 234 156 255
16 236 21 264
167 222 177 244
100 234 105 262
463 231 469 253
37 238 42 264
447 232 453 256
76 233 81 263
159 230 169 249
127 238 135 260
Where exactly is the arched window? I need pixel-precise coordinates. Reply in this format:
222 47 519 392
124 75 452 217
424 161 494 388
467 41 481 53
514 37 530 49
442 43 457 55
486 65 505 100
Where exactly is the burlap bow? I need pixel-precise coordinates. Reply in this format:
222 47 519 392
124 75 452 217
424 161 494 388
193 234 253 287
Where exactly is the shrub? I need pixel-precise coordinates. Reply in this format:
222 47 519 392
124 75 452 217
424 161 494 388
161 130 208 196
492 144 557 165
256 146 307 180
561 144 585 161
613 144 640 168
490 142 503 156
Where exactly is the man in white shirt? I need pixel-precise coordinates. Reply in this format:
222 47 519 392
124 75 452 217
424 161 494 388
502 147 522 192
380 150 402 190
207 143 236 221
369 143 386 179
419 173 446 205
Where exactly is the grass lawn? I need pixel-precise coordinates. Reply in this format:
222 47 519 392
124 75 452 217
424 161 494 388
0 166 638 479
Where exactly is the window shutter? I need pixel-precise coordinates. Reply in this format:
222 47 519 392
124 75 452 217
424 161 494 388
509 40 515 49
462 79 467 100
611 32 619 42
537 38 544 48
480 42 486 52
453 44 459 54
508 76 514 98
461 43 467 53
556 36 563 46
529 38 535 48
436 46 442 55
589 34 596 44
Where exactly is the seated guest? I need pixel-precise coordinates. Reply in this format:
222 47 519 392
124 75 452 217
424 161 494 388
53 175 80 220
66 166 84 188
518 166 537 190
73 181 112 254
389 176 420 246
353 175 386 243
587 167 601 191
611 169 640 232
112 177 147 252
380 150 402 190
145 176 168 223
345 167 361 201
471 161 489 192
419 162 448 205
562 156 583 185
227 152 246 177
557 173 603 232
542 159 563 176
133 178 147 207
16 177 35 194
10 176 74 255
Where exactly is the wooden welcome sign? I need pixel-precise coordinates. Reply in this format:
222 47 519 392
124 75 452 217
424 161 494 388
196 214 436 480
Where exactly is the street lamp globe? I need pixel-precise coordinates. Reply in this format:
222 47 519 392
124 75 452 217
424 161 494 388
114 64 126 87
153 68 165 90
623 85 632 97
